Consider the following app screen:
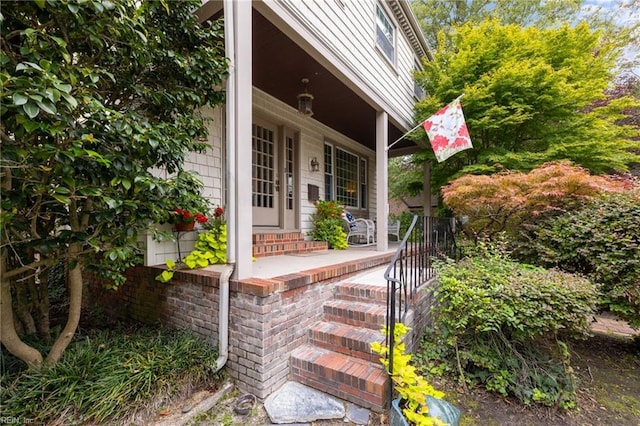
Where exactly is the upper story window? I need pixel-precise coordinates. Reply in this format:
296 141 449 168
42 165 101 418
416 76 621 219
376 3 395 63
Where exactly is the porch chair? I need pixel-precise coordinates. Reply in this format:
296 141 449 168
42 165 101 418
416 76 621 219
343 211 375 246
388 218 401 241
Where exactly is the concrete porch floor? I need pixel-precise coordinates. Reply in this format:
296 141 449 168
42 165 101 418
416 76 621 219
249 243 400 283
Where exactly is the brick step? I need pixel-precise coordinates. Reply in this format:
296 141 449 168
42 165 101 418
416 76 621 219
322 299 387 331
290 344 389 411
309 321 384 363
252 231 307 244
252 240 328 258
334 282 388 305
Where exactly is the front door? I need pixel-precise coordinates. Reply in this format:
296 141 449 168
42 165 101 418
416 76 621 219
252 121 279 226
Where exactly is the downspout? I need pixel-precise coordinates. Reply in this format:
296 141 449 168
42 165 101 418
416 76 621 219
214 0 237 372
214 263 234 372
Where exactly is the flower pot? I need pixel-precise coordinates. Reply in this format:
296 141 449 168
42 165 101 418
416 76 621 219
175 221 195 232
390 398 409 426
390 397 461 426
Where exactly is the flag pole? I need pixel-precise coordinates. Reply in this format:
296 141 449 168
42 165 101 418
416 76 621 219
385 121 424 152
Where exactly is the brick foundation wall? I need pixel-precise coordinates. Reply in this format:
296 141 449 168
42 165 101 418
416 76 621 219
87 266 222 345
85 252 432 402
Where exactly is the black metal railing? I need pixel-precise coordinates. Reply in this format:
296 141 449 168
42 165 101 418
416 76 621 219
382 215 457 403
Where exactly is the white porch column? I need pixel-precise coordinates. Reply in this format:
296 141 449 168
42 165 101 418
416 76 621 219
375 111 388 251
225 0 252 279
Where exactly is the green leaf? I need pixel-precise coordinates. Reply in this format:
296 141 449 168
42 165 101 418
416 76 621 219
22 120 40 133
51 36 67 48
121 179 131 190
13 93 28 106
61 92 78 108
34 0 45 8
52 194 71 205
53 82 72 93
36 100 57 115
155 270 174 283
22 102 39 118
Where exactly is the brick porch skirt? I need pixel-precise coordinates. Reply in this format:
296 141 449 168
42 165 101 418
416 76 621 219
86 252 433 406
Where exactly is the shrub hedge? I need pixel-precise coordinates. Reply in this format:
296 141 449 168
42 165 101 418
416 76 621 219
530 190 640 328
423 247 598 408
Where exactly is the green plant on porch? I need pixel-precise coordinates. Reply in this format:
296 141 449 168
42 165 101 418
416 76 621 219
308 200 348 250
371 323 447 426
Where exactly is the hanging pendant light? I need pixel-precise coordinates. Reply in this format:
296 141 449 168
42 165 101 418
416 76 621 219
297 78 314 117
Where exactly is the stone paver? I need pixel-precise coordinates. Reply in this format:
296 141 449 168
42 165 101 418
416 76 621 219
591 313 637 338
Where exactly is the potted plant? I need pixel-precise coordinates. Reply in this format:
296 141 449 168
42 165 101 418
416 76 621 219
308 200 348 249
172 208 208 231
371 323 460 426
164 171 211 231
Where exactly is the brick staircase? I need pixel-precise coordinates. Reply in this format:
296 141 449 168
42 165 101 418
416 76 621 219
290 281 392 412
252 231 328 258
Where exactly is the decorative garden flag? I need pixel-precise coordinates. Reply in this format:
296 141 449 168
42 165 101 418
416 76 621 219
422 97 472 162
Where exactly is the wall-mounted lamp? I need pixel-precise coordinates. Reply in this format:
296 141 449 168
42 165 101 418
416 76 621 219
297 78 314 117
309 156 320 172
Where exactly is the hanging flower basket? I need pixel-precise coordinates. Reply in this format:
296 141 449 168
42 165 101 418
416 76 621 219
174 221 196 232
171 208 208 232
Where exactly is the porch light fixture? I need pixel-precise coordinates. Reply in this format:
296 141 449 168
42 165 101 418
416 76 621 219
309 156 320 172
297 78 314 117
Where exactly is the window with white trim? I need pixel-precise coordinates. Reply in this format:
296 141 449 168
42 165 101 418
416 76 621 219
324 142 368 210
376 3 395 63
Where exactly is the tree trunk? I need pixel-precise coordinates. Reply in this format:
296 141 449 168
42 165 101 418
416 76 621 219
45 243 83 365
35 269 51 343
14 279 37 336
0 277 43 368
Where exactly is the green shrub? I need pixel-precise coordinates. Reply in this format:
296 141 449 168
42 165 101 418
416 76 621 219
530 190 640 328
308 200 348 249
0 326 221 424
423 247 598 408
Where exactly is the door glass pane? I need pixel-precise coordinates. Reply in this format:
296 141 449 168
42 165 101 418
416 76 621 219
252 124 275 208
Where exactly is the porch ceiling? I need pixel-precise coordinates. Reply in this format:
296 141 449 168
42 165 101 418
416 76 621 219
252 10 415 155
198 5 418 155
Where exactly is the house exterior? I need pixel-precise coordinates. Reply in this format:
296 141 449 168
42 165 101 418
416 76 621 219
142 0 430 279
99 0 436 411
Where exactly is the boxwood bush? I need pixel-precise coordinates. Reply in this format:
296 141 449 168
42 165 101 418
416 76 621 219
422 245 598 408
530 190 640 328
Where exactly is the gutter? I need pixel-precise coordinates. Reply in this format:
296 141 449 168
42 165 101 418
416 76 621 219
214 262 235 372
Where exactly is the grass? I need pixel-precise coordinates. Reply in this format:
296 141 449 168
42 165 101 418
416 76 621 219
0 325 223 425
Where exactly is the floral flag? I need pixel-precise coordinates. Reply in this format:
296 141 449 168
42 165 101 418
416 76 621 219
422 98 472 162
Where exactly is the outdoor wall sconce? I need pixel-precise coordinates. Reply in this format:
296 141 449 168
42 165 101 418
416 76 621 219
297 78 314 117
309 156 320 172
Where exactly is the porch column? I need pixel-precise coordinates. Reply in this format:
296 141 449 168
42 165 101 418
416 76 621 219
375 111 388 251
225 0 253 279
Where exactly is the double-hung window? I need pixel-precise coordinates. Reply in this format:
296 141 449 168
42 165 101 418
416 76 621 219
376 3 395 63
324 142 368 211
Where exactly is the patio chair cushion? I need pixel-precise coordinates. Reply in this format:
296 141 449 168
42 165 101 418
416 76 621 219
344 211 358 230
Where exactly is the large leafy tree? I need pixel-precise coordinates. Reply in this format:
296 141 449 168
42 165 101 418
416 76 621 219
411 0 638 73
1 0 228 367
412 18 640 190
